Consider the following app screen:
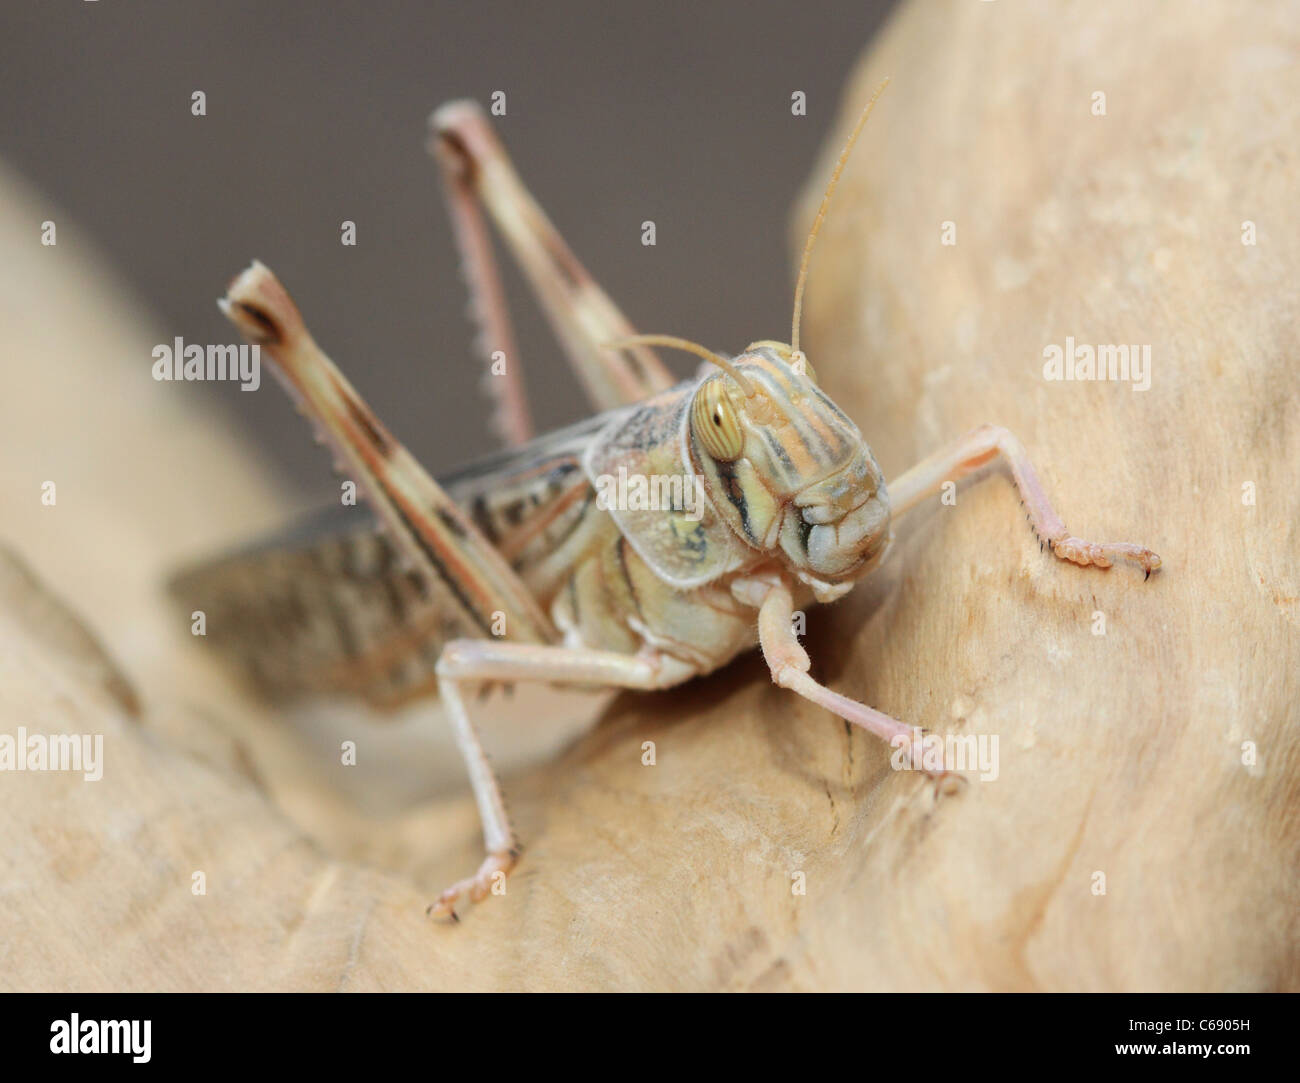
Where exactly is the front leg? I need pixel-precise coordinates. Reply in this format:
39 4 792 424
886 424 1161 577
751 577 960 790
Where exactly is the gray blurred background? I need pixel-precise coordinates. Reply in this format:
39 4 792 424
2 1 892 490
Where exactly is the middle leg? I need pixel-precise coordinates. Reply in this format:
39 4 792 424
428 639 693 919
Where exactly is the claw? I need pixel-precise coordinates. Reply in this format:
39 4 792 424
426 901 461 923
427 849 518 923
902 738 967 794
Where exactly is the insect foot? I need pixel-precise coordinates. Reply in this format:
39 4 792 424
1049 534 1161 578
898 732 967 795
426 848 519 923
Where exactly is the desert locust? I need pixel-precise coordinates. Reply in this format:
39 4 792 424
174 85 1160 919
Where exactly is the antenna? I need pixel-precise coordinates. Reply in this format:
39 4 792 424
606 334 756 396
790 77 890 356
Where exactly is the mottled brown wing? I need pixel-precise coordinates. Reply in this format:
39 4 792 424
170 415 607 710
172 511 455 709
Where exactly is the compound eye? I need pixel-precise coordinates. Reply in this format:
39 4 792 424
692 379 744 462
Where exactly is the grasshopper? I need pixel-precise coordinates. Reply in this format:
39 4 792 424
174 85 1160 920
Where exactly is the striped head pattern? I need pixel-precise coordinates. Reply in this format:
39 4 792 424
685 341 890 585
605 80 893 590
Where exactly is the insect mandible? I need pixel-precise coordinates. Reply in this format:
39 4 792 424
174 82 1161 920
